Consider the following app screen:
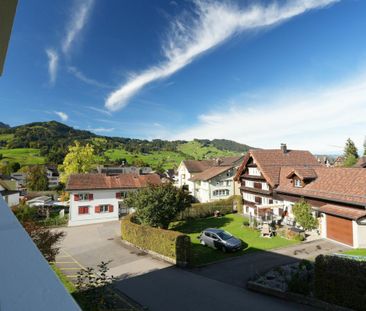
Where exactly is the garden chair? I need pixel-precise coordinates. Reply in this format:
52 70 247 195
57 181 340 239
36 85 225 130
261 223 274 238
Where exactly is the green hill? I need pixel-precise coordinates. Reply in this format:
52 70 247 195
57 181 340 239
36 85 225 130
0 121 253 169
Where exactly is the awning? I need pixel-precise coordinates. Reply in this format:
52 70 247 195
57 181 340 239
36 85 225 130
317 204 366 221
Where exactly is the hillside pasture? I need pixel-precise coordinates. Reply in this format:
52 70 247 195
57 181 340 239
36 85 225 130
0 148 45 165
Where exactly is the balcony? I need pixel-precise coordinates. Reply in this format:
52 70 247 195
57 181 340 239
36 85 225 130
0 196 80 310
240 186 272 196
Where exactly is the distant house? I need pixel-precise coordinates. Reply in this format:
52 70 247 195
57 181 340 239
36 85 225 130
315 155 334 167
66 173 161 226
46 166 60 188
333 156 345 167
96 165 153 176
176 156 244 203
0 179 20 207
235 144 366 248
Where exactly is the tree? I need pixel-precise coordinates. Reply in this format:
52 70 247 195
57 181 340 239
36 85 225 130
292 200 318 231
59 141 96 184
125 183 191 229
11 162 20 172
22 221 65 261
343 138 358 165
26 165 49 191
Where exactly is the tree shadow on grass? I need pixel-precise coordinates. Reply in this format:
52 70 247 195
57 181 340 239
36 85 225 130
171 216 234 234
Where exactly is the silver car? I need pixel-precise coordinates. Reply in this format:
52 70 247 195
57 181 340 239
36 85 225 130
198 228 242 252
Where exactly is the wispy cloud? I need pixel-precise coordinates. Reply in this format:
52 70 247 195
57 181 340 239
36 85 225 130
172 72 366 154
88 127 115 133
62 0 95 55
54 111 69 121
45 48 59 85
105 0 338 111
86 105 112 116
68 66 112 88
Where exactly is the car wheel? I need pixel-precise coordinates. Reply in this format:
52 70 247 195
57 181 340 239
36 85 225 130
221 246 227 253
200 240 206 246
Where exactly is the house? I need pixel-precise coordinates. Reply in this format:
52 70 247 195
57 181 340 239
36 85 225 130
176 156 244 202
96 165 153 176
235 144 366 248
0 179 20 207
46 166 60 188
66 173 161 226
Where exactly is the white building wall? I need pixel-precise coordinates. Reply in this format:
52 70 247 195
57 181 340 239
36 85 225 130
355 221 366 248
69 189 122 226
3 192 19 207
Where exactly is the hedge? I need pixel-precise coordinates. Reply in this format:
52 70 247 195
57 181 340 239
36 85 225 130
121 214 191 266
314 255 366 310
176 195 242 220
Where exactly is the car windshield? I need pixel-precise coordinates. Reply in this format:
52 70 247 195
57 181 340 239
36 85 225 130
217 231 233 240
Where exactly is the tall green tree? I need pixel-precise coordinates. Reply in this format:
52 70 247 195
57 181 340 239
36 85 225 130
293 199 318 230
26 165 49 191
343 138 359 167
59 141 96 184
125 183 191 229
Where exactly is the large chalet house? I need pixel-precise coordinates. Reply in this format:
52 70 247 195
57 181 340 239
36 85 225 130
66 173 161 226
235 144 366 248
176 156 244 203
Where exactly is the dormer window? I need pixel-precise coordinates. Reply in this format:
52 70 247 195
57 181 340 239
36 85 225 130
294 178 302 188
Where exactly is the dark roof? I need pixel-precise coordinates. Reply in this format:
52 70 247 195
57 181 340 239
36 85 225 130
317 204 366 220
235 149 321 187
277 167 366 206
66 173 161 190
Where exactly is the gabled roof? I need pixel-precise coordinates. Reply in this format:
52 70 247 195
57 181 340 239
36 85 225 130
235 149 321 187
189 166 232 182
182 156 243 174
277 167 366 206
286 168 317 180
66 173 161 191
317 204 366 220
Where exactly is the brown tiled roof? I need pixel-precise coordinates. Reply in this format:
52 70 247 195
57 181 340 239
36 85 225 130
189 166 232 181
182 156 243 173
317 204 366 220
277 167 366 205
235 149 321 187
286 168 317 180
66 173 161 190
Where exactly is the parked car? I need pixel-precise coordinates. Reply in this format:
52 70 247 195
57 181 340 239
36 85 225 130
198 228 242 252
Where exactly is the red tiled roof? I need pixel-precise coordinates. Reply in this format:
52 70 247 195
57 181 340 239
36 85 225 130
235 149 321 187
286 168 317 180
317 204 366 220
277 167 366 205
66 173 161 190
182 156 243 173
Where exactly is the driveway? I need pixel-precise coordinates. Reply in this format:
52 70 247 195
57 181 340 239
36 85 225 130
191 239 349 288
54 221 170 283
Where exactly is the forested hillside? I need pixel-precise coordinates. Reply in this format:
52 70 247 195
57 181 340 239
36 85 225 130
0 121 253 169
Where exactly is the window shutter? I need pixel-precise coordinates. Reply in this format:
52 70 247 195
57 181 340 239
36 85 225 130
74 194 79 201
116 192 121 199
95 205 100 213
109 204 114 213
78 206 83 214
89 193 94 201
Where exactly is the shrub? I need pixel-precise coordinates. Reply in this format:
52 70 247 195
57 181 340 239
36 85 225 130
314 255 366 310
293 199 318 230
121 214 191 266
176 195 241 220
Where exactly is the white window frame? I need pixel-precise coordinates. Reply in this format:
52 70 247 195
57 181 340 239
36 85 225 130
294 179 302 188
99 205 110 213
78 193 89 201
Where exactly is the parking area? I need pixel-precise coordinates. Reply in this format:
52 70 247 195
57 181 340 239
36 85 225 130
54 220 170 282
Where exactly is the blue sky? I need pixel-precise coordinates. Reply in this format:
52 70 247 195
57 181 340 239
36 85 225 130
1 0 366 153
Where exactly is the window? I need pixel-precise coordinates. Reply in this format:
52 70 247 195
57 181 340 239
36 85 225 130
248 167 261 176
213 189 229 196
95 205 113 213
100 205 109 213
75 193 92 201
116 191 128 199
78 206 89 215
262 183 270 191
255 196 262 204
226 180 232 186
226 170 232 177
294 178 302 188
245 180 254 188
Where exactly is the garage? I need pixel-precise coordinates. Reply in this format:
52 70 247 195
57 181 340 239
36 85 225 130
326 214 353 246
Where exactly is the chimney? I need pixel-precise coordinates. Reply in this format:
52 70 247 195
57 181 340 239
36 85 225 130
280 143 287 153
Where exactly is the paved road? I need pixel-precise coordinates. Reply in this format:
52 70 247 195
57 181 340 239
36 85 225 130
191 239 349 288
54 221 170 283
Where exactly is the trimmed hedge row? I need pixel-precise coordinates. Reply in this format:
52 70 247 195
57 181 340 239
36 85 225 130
314 255 366 310
121 214 191 266
176 195 242 220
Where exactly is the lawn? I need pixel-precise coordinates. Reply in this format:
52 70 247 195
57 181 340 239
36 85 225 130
170 214 299 266
0 148 45 165
50 263 76 293
342 249 366 256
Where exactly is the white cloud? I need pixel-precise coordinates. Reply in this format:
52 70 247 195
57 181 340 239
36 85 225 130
105 0 338 111
89 127 115 133
171 73 366 154
54 111 69 122
62 0 94 55
45 48 58 85
68 66 111 88
86 105 112 116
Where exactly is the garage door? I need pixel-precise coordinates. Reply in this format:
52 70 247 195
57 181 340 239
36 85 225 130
326 215 353 246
